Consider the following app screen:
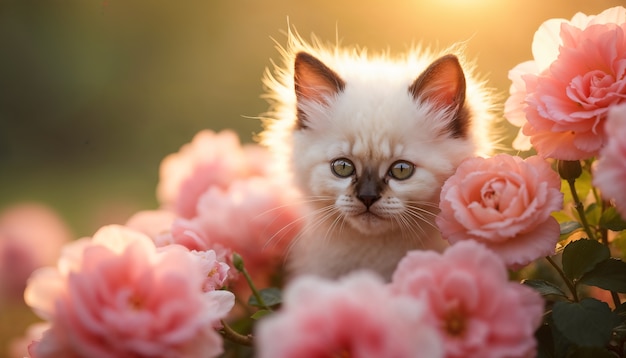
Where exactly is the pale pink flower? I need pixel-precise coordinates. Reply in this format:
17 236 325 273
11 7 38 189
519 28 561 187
255 272 443 358
166 177 302 291
125 209 176 238
436 154 563 268
594 103 626 218
390 241 544 358
189 249 230 292
504 6 626 160
23 225 234 358
0 203 71 302
156 130 271 218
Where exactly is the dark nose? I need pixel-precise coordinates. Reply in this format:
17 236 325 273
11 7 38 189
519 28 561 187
357 194 381 208
356 168 383 209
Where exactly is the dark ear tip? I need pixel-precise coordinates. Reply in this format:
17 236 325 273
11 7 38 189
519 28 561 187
434 54 462 69
295 52 316 65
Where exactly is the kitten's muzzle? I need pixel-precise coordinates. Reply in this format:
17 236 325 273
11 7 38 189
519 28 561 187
355 168 384 209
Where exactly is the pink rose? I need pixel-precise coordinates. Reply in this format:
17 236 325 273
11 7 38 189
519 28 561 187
255 272 443 358
166 177 302 291
23 225 234 358
390 241 545 358
124 209 177 241
436 154 563 268
504 6 626 160
156 130 272 218
188 249 231 292
594 103 626 219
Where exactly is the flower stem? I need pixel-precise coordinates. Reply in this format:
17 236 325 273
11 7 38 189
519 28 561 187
220 320 254 347
545 256 579 302
598 200 622 308
566 178 596 241
232 253 271 311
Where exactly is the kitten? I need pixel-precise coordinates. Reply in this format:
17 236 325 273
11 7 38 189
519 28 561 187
260 31 496 280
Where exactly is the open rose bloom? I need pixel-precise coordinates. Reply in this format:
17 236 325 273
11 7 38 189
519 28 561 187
148 130 303 292
23 225 235 358
436 154 563 269
390 241 544 358
505 6 626 160
156 130 274 218
255 272 444 358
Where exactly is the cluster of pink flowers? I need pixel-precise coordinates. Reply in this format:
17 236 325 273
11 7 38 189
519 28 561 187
16 130 304 357
255 241 544 358
505 6 626 161
129 130 303 292
24 225 235 357
504 5 626 219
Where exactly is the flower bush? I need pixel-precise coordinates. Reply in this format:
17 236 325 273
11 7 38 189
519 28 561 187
10 5 626 358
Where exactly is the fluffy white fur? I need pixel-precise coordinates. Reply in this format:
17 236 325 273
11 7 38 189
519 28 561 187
259 30 497 280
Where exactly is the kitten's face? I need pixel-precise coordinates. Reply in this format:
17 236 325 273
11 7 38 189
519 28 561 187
291 52 476 236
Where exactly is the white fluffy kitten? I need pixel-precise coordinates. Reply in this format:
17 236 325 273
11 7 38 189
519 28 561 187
260 32 496 280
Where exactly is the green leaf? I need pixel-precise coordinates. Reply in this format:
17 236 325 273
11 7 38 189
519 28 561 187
552 298 618 348
522 279 569 300
599 206 626 231
559 221 582 236
248 287 282 308
250 309 272 320
562 239 610 281
579 258 626 293
567 347 616 358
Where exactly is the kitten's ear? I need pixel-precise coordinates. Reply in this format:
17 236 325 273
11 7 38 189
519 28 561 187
294 52 345 128
409 55 468 137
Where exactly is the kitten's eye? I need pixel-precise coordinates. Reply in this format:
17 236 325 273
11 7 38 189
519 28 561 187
331 158 355 178
389 160 415 180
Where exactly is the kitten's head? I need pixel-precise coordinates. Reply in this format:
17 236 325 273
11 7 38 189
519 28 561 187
260 34 496 237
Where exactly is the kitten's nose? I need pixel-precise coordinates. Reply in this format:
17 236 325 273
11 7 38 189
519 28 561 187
357 194 381 209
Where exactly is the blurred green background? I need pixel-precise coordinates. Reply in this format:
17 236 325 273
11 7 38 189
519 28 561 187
1 0 625 355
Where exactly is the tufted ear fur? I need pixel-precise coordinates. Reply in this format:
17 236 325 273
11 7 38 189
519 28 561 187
409 54 469 138
294 52 345 129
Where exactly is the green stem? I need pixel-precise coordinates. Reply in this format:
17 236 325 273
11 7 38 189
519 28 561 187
566 178 596 241
598 196 610 247
220 320 254 347
594 187 620 307
233 253 271 311
546 256 579 302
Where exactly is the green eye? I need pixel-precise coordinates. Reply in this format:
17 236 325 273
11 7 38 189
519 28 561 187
331 158 355 178
389 160 415 180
